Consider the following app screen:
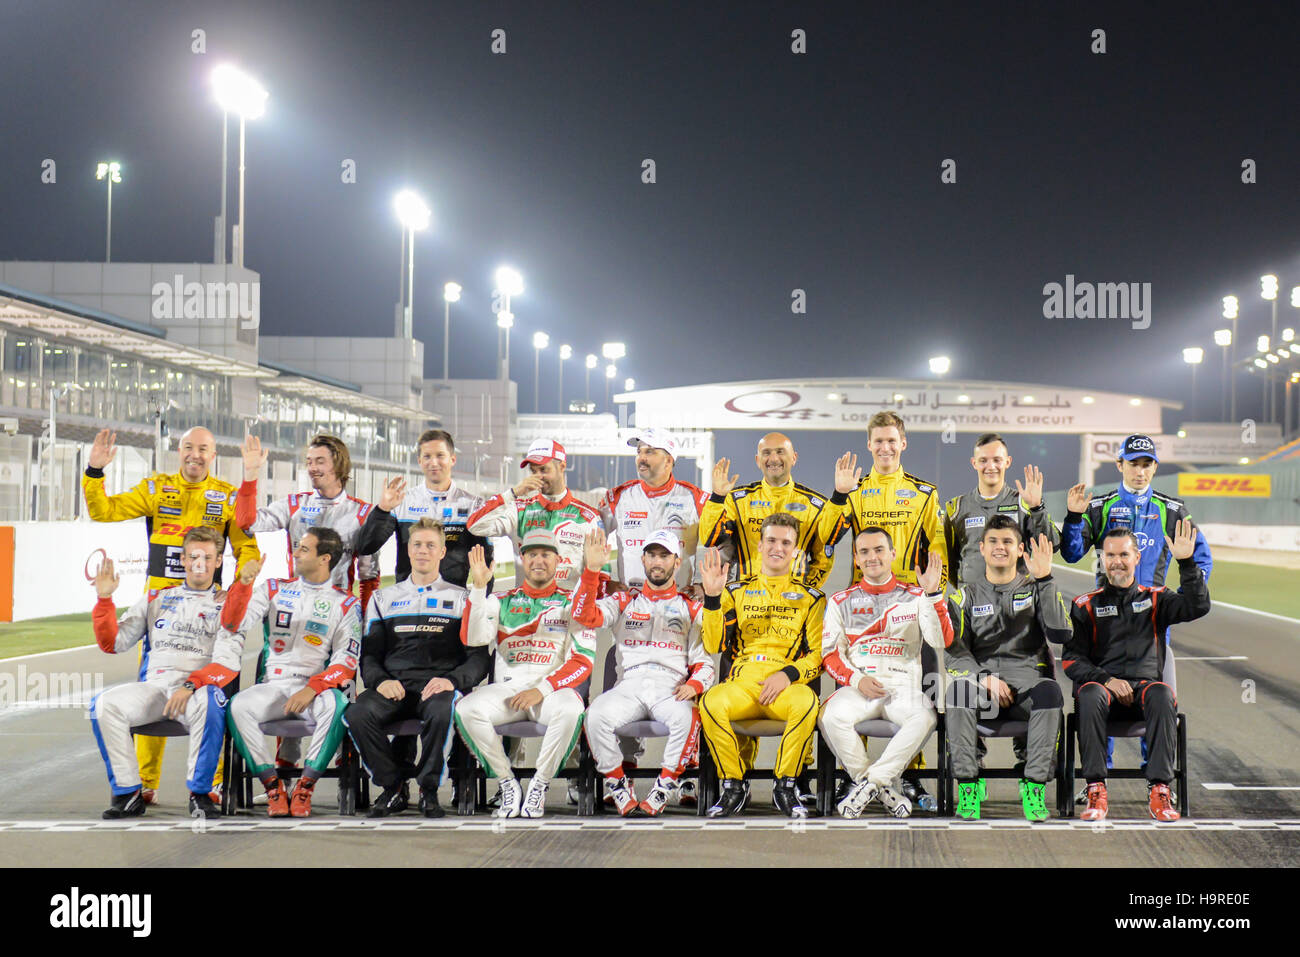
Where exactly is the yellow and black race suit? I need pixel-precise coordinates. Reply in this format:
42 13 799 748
828 467 947 590
699 480 839 588
698 574 824 780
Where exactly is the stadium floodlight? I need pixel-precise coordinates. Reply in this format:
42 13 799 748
496 310 514 329
583 353 598 402
1267 353 1279 364
437 282 462 379
1284 328 1296 342
1257 335 1270 353
211 64 267 267
557 345 573 410
559 344 573 360
601 342 626 361
605 364 617 378
494 266 524 298
1278 348 1291 358
94 161 122 262
531 333 550 412
1213 329 1232 347
394 190 431 232
585 353 598 369
1182 347 1204 364
1222 295 1239 319
928 355 951 375
1291 287 1300 308
1260 275 1279 301
1254 358 1267 368
443 281 462 303
624 377 635 391
532 331 549 350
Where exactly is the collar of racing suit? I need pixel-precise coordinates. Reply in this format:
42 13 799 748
295 574 335 589
638 476 677 498
519 579 562 599
856 575 901 595
638 581 679 601
534 490 574 511
1100 578 1143 600
1120 482 1151 500
866 466 903 485
422 479 455 495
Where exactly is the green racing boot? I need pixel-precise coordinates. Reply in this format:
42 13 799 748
1019 778 1049 822
956 781 981 820
977 777 987 801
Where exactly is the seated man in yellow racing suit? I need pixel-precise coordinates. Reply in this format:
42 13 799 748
698 512 824 818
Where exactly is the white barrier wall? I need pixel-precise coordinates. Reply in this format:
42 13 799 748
6 520 516 622
1199 524 1300 554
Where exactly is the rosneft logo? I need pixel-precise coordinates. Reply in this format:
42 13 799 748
1177 474 1271 498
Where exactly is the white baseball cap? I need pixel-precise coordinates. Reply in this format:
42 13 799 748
641 528 683 557
627 428 679 459
521 439 567 467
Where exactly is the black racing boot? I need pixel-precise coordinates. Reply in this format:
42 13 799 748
772 777 810 818
707 779 748 818
368 785 410 818
103 789 146 820
188 791 220 820
419 787 445 818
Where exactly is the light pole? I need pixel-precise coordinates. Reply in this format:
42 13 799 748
94 162 121 262
1262 275 1279 421
1182 347 1203 421
584 353 598 401
212 64 267 268
393 190 431 339
558 344 572 411
532 331 549 412
494 266 524 380
1223 295 1239 420
604 363 617 413
1213 328 1231 420
442 281 461 379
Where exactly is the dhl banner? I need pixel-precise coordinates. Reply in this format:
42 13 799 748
1177 474 1271 497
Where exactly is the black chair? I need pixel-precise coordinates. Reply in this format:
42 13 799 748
1061 652 1189 818
227 715 366 815
813 645 950 817
589 648 708 817
130 718 239 817
353 718 478 815
943 646 1069 817
454 674 597 816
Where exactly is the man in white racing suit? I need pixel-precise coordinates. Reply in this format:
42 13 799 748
89 527 253 820
223 527 363 817
572 528 715 816
818 525 953 818
454 529 597 818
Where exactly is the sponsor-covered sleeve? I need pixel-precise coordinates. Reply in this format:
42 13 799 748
942 496 964 586
235 481 292 533
1155 558 1212 629
540 623 595 697
700 585 737 656
1062 597 1109 685
821 592 864 688
1060 499 1101 564
942 589 980 678
448 592 491 693
683 600 715 695
224 498 262 579
82 472 153 523
307 595 361 693
466 488 521 542
698 491 739 553
359 592 394 687
803 493 838 589
94 591 151 654
569 567 625 628
781 590 824 684
921 489 948 590
917 589 954 651
1032 575 1073 645
1023 501 1060 554
461 586 497 649
189 581 270 687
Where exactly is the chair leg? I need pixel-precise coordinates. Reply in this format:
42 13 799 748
337 742 354 816
1062 713 1077 819
1177 713 1189 818
815 733 833 818
937 717 950 817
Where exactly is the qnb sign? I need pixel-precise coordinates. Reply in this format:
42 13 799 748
1176 474 1272 498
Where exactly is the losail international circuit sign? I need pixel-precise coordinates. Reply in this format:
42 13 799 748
618 381 1166 435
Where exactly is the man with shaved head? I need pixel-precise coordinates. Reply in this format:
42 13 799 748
83 425 260 804
701 432 838 589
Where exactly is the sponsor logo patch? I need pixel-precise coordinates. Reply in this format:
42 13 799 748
1011 596 1032 612
1131 598 1152 612
972 604 994 617
965 516 985 529
785 502 807 512
203 490 226 503
275 610 292 628
1095 605 1118 617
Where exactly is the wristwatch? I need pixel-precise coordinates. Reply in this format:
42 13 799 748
181 680 197 692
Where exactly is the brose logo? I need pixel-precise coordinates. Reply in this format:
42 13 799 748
1177 474 1271 498
50 887 151 937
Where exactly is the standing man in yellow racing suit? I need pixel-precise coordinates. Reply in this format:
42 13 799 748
82 426 260 803
698 512 825 819
827 410 947 811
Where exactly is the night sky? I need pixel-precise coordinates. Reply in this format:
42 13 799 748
4 0 1299 427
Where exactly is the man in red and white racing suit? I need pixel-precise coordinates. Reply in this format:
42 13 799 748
572 529 715 816
819 525 953 818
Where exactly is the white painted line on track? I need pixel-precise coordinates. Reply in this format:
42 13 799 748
1202 783 1300 791
1052 564 1300 623
0 644 96 663
1177 656 1249 661
0 817 1297 832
